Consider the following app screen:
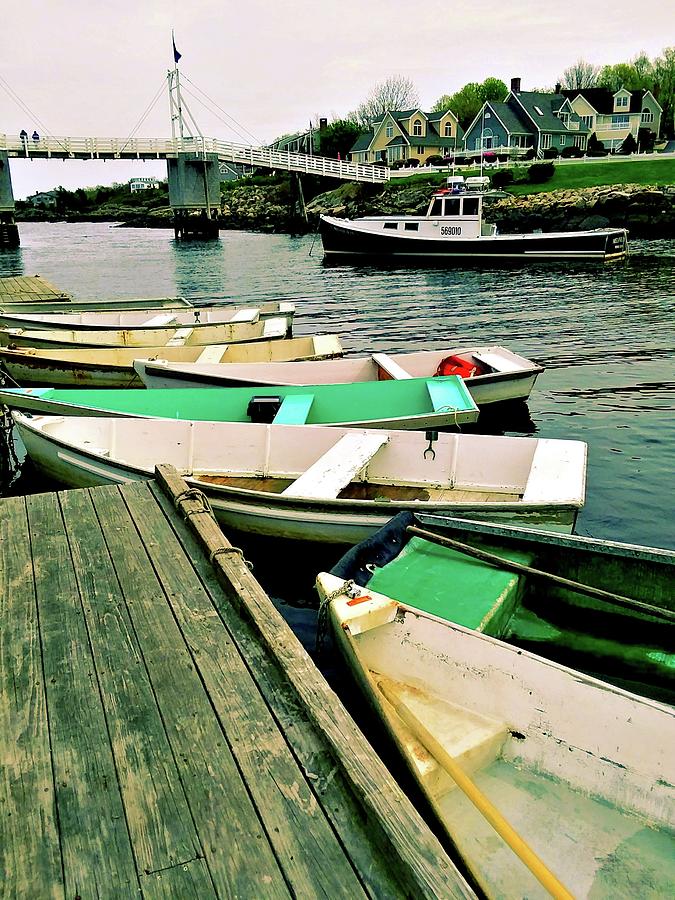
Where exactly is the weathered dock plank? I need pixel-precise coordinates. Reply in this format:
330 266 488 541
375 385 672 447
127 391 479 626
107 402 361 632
0 275 70 302
25 490 139 897
0 496 63 899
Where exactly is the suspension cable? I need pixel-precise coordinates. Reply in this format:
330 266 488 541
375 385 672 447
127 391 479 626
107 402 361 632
180 74 262 144
119 75 170 152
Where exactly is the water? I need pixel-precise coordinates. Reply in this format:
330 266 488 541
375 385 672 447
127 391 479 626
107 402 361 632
1 223 674 652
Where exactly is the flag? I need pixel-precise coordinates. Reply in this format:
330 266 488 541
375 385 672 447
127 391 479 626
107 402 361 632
172 32 182 64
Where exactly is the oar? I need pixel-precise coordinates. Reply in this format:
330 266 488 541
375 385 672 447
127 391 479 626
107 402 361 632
379 681 575 900
406 525 675 623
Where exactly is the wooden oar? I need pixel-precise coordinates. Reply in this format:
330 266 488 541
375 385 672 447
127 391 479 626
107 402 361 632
406 525 675 623
379 682 575 900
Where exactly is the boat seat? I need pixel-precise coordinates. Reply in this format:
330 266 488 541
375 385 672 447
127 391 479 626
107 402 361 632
427 378 462 412
196 345 227 364
281 431 389 500
140 313 179 327
372 352 412 380
273 394 314 425
166 327 194 347
472 351 520 373
263 317 288 339
374 673 508 798
230 308 259 323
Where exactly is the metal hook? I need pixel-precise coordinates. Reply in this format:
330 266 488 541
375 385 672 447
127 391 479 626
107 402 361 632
424 429 438 460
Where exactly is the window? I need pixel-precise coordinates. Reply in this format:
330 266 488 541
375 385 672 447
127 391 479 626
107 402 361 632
444 198 460 216
560 134 566 146
541 133 552 149
430 198 443 216
615 95 629 108
383 222 398 230
484 112 491 119
404 222 419 231
558 112 569 126
641 109 654 124
611 115 629 129
412 119 423 136
444 122 452 137
581 115 593 129
386 123 394 138
462 198 479 216
416 145 424 154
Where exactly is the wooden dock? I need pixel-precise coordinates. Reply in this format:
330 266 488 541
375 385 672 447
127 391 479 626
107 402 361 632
0 274 71 303
0 465 474 898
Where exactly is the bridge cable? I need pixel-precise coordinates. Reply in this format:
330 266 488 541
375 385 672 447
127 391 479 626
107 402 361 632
180 74 262 144
180 86 260 147
119 75 170 153
0 74 69 152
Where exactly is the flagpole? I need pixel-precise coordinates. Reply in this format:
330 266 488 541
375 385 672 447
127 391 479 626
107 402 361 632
171 30 184 142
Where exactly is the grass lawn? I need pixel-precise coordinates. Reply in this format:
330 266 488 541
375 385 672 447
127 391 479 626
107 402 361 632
392 157 675 195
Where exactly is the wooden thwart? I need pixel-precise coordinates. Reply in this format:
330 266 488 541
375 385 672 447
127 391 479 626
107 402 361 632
282 431 389 500
372 352 412 380
273 393 314 425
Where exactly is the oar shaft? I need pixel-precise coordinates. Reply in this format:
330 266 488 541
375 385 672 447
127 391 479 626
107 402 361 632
407 525 674 623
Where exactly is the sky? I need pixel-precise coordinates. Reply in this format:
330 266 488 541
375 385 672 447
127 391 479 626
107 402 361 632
2 0 673 198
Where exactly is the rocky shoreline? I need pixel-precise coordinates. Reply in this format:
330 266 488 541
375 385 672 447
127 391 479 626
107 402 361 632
16 181 675 237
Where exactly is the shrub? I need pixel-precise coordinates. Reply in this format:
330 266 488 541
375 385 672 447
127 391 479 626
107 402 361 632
406 158 420 167
527 162 555 183
491 169 515 189
560 146 584 158
542 147 559 159
637 127 656 153
426 154 444 166
620 133 638 155
522 148 536 161
391 159 406 169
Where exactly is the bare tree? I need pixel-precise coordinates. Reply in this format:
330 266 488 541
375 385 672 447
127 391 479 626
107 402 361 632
352 76 420 127
560 59 600 90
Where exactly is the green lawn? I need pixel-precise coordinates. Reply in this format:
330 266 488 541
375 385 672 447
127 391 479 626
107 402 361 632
392 157 675 195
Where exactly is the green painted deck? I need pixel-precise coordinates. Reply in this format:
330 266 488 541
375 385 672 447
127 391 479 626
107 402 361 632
0 467 473 899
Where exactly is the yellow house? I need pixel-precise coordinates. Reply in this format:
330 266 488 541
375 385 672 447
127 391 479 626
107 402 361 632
562 88 662 152
349 108 463 165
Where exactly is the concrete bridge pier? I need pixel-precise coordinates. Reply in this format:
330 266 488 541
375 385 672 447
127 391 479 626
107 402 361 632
0 152 20 248
167 152 221 240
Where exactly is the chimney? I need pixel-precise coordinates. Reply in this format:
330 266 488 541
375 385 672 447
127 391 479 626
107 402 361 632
555 82 561 94
510 77 521 94
319 117 328 131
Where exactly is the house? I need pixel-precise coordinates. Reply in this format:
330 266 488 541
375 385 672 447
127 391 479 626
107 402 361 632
561 88 662 152
270 119 327 155
129 177 160 193
349 109 463 166
28 191 57 209
463 78 589 159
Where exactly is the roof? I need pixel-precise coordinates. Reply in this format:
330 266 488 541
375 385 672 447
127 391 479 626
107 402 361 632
350 130 375 152
351 108 463 154
486 101 532 135
561 88 659 115
512 91 579 132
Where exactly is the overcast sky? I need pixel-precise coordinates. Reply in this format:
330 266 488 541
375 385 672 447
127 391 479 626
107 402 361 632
3 0 672 198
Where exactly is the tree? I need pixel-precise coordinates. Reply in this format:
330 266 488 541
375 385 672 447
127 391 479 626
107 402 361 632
352 76 420 127
560 59 600 89
318 120 360 159
654 46 675 138
598 63 641 91
479 78 508 102
430 78 506 131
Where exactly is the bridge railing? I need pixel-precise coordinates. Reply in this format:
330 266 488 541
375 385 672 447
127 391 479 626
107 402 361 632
0 133 390 183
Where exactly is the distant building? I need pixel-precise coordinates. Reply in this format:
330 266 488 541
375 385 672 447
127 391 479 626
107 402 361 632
29 191 57 209
269 119 328 155
129 177 160 193
349 109 462 166
561 87 662 152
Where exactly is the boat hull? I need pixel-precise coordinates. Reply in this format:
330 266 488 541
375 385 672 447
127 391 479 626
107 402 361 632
320 216 628 262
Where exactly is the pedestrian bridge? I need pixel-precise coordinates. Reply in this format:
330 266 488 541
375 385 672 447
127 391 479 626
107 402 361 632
0 133 389 183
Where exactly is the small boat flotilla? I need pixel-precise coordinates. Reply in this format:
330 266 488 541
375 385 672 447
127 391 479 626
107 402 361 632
13 414 587 541
134 344 543 407
316 518 675 898
0 375 480 431
320 178 629 263
0 335 343 388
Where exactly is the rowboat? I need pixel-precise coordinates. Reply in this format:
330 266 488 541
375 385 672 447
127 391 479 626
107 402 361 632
0 335 343 388
13 414 587 540
134 345 543 407
0 294 195 313
0 376 480 430
0 300 294 331
322 511 675 703
0 314 291 350
316 556 675 897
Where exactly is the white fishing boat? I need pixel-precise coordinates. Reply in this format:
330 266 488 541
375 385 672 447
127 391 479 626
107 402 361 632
0 314 291 350
0 335 343 388
13 414 587 541
315 570 675 899
0 300 294 331
134 345 543 407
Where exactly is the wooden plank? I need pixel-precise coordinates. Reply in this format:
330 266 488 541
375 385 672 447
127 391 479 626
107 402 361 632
141 858 215 899
166 327 194 346
57 487 214 887
148 481 407 898
372 352 412 380
273 393 314 425
282 431 389 500
230 308 258 323
522 439 586 505
0 275 70 301
195 345 227 363
120 482 367 899
141 313 179 327
426 378 463 412
87 484 289 900
155 465 476 899
25 491 140 896
263 317 288 339
0 496 63 899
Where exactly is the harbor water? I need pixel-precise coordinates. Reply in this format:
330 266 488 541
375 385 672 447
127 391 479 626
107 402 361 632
1 222 674 658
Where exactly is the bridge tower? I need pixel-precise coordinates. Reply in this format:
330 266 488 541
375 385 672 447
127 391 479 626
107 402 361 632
166 62 220 240
0 151 20 248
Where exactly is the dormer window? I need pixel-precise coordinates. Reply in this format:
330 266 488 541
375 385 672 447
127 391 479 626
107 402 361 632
615 95 629 109
412 119 423 136
386 123 394 138
444 122 452 137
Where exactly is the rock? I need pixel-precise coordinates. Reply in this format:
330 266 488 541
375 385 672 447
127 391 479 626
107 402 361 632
579 214 610 230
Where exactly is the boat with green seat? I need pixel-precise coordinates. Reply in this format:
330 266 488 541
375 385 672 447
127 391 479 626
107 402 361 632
0 375 479 430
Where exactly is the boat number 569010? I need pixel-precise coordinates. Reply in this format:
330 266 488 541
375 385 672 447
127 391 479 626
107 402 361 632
441 226 462 236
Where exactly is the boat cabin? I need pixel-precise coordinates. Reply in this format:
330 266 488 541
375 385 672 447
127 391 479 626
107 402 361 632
424 187 496 238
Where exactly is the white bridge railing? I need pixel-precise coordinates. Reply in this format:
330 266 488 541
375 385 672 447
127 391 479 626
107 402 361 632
0 134 389 183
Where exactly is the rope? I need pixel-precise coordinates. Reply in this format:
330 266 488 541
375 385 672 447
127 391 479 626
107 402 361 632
0 403 20 493
315 579 354 656
172 486 253 569
209 545 253 571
